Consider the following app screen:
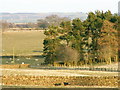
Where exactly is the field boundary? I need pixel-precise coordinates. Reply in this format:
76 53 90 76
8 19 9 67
30 66 119 72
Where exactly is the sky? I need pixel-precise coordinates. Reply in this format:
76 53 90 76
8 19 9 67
0 0 119 13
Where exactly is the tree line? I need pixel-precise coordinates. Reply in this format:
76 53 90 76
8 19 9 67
43 10 119 66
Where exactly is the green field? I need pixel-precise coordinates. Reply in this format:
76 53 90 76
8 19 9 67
2 31 45 56
2 56 45 65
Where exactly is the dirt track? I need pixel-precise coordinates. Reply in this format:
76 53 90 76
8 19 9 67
1 68 118 76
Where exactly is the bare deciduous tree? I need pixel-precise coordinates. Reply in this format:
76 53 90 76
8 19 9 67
55 45 80 66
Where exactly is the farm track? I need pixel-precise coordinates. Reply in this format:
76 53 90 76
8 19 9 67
1 68 118 76
1 68 88 76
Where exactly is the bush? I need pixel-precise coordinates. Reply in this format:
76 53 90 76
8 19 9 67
55 45 80 66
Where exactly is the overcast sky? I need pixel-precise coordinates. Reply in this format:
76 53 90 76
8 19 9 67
0 0 119 13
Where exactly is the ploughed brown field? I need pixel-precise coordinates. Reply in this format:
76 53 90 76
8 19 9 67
1 68 118 88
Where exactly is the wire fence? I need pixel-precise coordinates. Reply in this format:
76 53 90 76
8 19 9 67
30 66 119 72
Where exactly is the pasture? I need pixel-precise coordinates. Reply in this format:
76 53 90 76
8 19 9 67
2 56 44 66
2 30 45 56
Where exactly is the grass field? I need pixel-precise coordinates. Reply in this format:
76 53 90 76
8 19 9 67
2 31 45 56
2 56 44 65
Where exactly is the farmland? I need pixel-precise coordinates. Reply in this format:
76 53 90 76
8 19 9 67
2 56 44 65
1 68 118 88
2 30 45 56
2 30 119 68
0 0 119 88
1 30 119 88
2 30 45 65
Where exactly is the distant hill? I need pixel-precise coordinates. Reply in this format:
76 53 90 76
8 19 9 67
0 12 87 23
